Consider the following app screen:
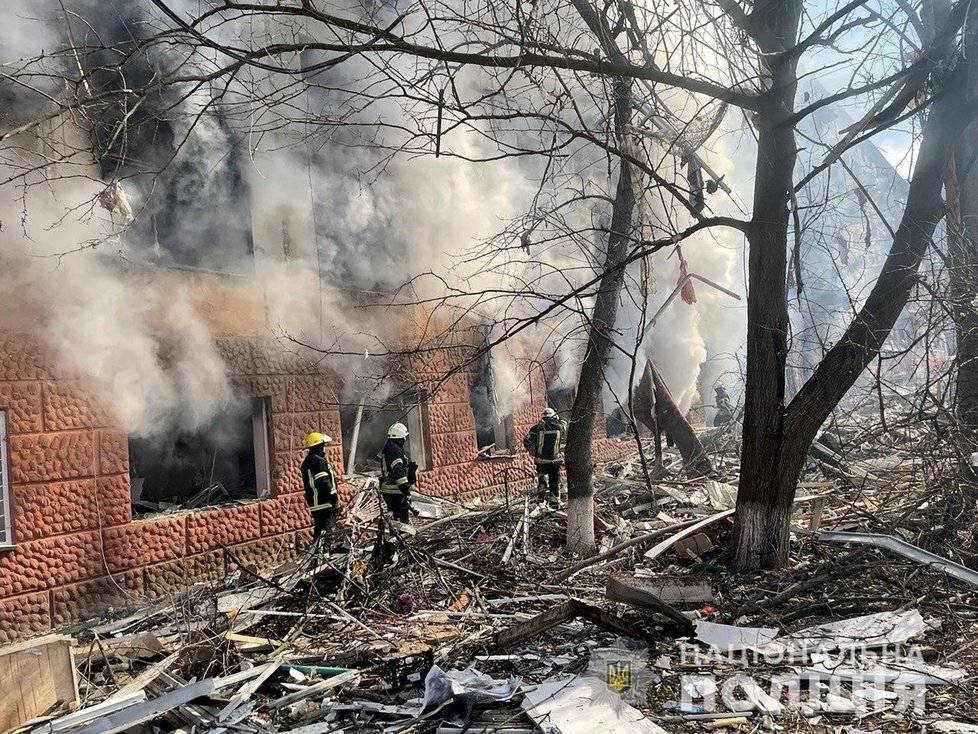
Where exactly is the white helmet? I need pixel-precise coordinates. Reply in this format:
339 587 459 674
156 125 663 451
542 407 557 419
388 422 409 439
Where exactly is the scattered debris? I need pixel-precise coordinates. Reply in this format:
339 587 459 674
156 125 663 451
4 422 978 734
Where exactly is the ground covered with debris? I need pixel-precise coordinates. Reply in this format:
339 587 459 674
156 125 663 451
7 413 978 734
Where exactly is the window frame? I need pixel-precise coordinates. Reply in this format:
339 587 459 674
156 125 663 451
252 397 272 499
0 410 15 548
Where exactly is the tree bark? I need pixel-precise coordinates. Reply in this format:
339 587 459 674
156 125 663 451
732 0 978 572
633 360 715 477
951 127 978 434
564 146 634 556
732 0 804 571
563 0 635 556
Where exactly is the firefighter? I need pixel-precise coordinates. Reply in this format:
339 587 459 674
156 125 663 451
301 432 340 565
380 422 418 523
714 385 734 426
523 407 568 509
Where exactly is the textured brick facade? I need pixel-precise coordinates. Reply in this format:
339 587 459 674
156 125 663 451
0 286 631 639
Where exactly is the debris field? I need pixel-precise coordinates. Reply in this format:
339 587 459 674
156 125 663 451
5 411 978 734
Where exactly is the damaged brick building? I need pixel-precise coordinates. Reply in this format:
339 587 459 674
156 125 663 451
0 263 630 641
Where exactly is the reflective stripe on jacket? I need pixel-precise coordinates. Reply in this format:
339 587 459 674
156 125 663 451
301 451 337 511
380 439 411 496
526 417 566 463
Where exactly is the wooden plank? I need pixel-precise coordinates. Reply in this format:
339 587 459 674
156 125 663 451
630 575 713 605
217 660 282 722
642 493 822 562
108 651 180 701
0 635 78 731
574 601 652 640
491 600 577 650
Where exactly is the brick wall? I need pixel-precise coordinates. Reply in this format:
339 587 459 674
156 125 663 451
0 324 632 640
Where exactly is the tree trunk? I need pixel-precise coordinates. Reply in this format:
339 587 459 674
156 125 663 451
633 360 715 477
733 1 978 572
563 0 636 557
951 126 978 435
564 151 634 555
732 1 804 571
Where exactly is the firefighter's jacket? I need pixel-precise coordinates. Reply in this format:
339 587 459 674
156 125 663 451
380 439 412 497
523 417 568 464
302 450 338 511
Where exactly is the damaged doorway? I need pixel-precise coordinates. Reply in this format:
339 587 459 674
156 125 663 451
129 397 271 516
340 394 429 476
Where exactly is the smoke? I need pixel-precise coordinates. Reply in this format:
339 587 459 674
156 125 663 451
0 0 759 439
0 175 231 436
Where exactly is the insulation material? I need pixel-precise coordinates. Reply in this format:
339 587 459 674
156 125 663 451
756 610 930 657
678 260 697 305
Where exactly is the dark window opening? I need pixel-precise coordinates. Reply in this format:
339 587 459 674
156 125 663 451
340 394 429 475
605 406 633 438
129 397 270 516
470 358 513 453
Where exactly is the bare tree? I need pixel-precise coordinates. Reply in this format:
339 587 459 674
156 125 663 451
5 0 978 568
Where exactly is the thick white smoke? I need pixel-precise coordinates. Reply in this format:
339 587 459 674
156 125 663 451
0 160 231 436
0 0 764 438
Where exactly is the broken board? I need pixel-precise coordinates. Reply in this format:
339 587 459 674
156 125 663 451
605 575 694 632
629 575 713 605
0 634 79 730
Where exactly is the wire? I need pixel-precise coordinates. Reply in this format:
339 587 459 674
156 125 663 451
147 0 404 75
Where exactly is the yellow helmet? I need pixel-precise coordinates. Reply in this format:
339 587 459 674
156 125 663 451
305 432 332 449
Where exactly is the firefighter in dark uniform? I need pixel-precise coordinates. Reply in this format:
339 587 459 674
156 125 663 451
523 407 568 509
301 432 340 565
379 422 418 523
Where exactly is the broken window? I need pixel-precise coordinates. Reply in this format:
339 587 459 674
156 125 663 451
0 411 13 546
470 355 513 453
340 394 429 475
129 397 271 516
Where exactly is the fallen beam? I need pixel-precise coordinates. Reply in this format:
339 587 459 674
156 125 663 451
819 530 978 588
643 493 822 562
492 599 648 650
266 669 361 710
605 575 695 632
556 518 701 582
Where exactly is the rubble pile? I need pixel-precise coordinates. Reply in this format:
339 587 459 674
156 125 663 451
6 415 978 734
